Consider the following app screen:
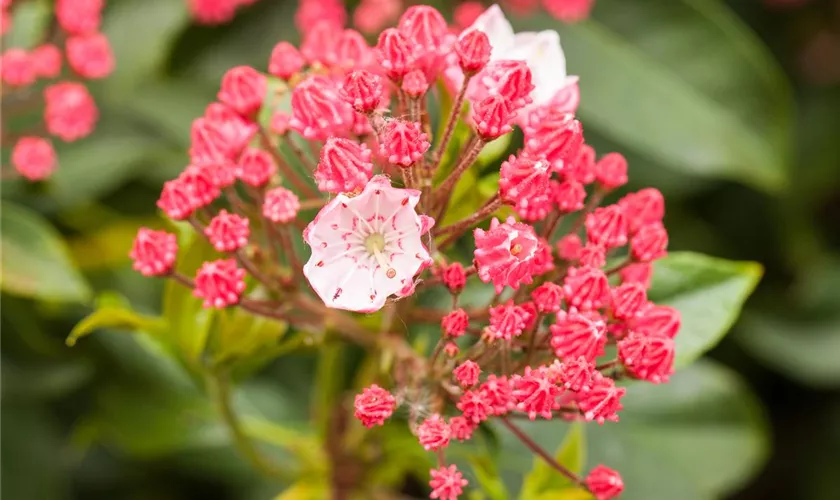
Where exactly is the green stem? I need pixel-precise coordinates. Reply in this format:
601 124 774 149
207 369 289 480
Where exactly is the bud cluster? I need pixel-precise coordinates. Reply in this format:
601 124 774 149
2 0 112 181
130 3 669 499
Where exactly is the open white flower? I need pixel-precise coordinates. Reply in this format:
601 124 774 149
466 4 579 114
303 175 434 313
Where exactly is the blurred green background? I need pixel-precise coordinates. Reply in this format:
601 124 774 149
2 0 840 499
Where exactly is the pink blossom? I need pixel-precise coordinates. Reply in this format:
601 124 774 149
303 175 434 312
474 217 540 293
193 258 247 308
130 229 178 277
11 137 56 181
429 465 468 500
354 384 396 428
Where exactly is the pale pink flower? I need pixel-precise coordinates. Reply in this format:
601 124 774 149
303 175 434 312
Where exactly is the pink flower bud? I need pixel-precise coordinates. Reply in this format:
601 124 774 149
525 111 583 173
429 465 468 500
563 266 610 311
550 310 607 362
488 300 529 340
441 262 467 294
263 187 300 224
619 332 675 384
398 5 447 51
558 356 595 391
449 415 477 442
44 82 98 142
315 138 373 193
56 0 103 35
130 228 178 277
193 258 247 308
472 94 515 141
619 188 665 234
585 205 628 249
631 223 668 262
512 366 563 420
620 262 654 289
268 42 304 79
1 49 35 87
31 44 62 79
354 384 396 428
500 155 552 205
379 119 429 167
205 210 250 252
577 373 625 424
556 234 583 262
610 283 647 320
457 29 491 74
631 304 681 339
417 414 451 451
11 137 56 181
66 33 114 79
401 69 428 98
218 66 266 117
157 178 195 220
376 28 416 80
340 70 384 113
290 75 354 140
595 152 628 190
333 29 374 69
531 282 563 313
442 308 469 338
236 147 276 187
454 361 481 388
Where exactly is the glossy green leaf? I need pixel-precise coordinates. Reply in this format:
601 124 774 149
648 252 762 368
519 422 586 499
514 0 792 191
66 294 166 346
0 202 91 302
497 361 769 500
102 0 190 95
737 314 840 388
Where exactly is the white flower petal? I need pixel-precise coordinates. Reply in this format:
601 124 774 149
467 4 515 56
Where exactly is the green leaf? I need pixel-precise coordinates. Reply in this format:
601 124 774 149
50 132 157 208
737 314 840 388
514 0 792 192
66 293 166 346
648 252 762 368
162 233 221 362
5 0 50 49
0 202 91 302
101 0 190 95
470 456 510 500
520 422 586 499
498 360 769 500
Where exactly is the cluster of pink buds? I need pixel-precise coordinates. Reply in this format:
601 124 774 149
187 0 260 25
1 0 112 181
131 3 674 499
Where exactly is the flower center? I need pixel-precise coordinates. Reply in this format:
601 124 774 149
364 232 397 279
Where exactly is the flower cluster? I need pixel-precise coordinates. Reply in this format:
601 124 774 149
130 3 674 499
2 0 113 181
